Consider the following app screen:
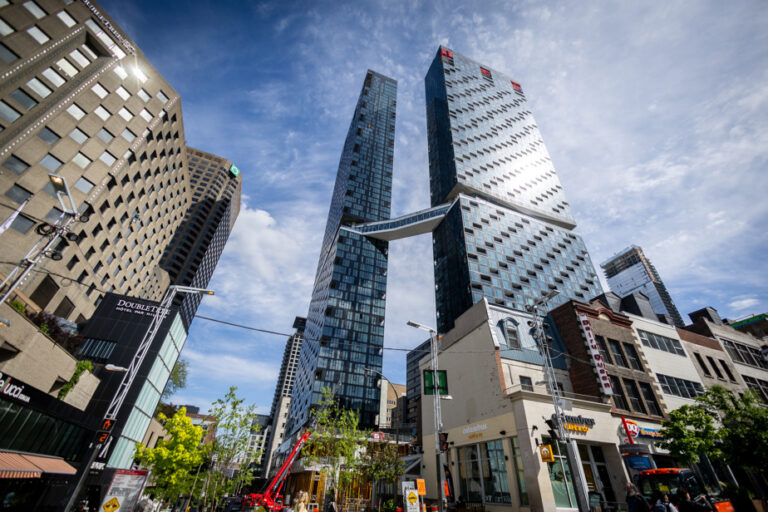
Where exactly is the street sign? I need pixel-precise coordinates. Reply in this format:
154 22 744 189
102 497 119 512
416 479 426 496
539 444 555 463
405 490 419 512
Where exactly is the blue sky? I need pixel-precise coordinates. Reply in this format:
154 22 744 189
99 0 768 414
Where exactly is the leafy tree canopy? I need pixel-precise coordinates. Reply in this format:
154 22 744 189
135 407 207 502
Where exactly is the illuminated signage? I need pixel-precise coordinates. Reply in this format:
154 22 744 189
229 164 240 177
0 372 31 404
539 444 555 463
510 80 522 91
554 413 595 432
114 299 169 318
624 419 664 440
578 313 613 395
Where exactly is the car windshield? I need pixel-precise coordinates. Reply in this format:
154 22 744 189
638 473 704 501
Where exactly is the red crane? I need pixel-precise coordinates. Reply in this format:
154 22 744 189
249 430 313 512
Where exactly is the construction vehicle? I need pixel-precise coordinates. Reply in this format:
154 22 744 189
251 430 313 512
636 468 735 512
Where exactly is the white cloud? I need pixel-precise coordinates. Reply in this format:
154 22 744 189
727 297 760 312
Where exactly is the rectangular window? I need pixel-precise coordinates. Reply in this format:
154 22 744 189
94 105 110 120
115 86 130 100
72 152 91 169
137 89 150 102
66 103 86 120
623 343 644 371
91 83 109 99
56 10 77 27
637 330 686 356
69 49 89 68
157 90 169 103
0 18 14 36
26 78 52 98
74 177 94 194
121 128 136 142
595 335 613 365
718 360 736 381
42 67 66 87
693 353 712 376
69 127 88 144
0 100 21 123
23 1 47 19
707 355 724 379
639 382 662 416
10 214 35 233
139 108 152 122
114 65 128 80
5 184 33 203
40 153 63 171
610 376 629 411
10 88 37 110
99 151 117 166
56 58 78 77
96 128 114 143
510 437 529 505
520 375 533 392
118 107 133 121
623 379 647 414
608 339 628 368
38 126 59 144
0 42 19 63
45 206 63 223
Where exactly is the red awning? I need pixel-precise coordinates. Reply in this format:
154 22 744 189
0 451 77 478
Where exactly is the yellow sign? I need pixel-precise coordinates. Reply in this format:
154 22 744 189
416 479 426 496
565 423 590 432
103 497 120 512
407 491 419 504
539 444 555 463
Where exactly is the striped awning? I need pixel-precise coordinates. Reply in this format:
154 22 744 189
0 451 77 478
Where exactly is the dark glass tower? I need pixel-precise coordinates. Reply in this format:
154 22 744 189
426 47 603 333
288 71 397 432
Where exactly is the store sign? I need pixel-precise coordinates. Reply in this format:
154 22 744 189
229 164 240 177
0 372 31 404
114 299 169 319
559 414 595 432
624 420 664 440
462 423 487 439
577 313 613 395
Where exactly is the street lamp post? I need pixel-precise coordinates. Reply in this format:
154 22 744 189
0 174 83 304
526 291 590 512
63 285 214 511
407 320 446 512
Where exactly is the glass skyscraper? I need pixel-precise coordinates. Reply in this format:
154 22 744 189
425 47 603 332
288 71 397 432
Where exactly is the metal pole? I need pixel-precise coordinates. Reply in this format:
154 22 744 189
529 296 590 512
430 331 446 512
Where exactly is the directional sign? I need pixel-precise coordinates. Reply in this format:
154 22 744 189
102 497 119 512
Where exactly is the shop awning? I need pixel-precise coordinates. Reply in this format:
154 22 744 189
0 451 77 479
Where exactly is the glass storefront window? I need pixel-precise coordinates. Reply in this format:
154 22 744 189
510 437 529 505
544 438 576 508
458 440 511 504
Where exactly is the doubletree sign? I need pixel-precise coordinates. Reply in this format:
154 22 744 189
423 369 448 395
229 164 240 177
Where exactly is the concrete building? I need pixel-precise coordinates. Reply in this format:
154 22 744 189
161 147 241 330
685 307 768 402
600 246 684 328
419 299 626 512
376 376 405 430
248 413 272 473
676 328 746 396
263 316 304 478
188 412 217 445
1 0 190 324
288 71 397 433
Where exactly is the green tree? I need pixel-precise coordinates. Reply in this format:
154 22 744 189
659 385 768 473
304 387 369 500
135 407 208 503
203 386 259 510
360 441 405 510
161 359 189 401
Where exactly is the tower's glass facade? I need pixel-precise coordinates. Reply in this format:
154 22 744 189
288 71 397 433
426 47 603 333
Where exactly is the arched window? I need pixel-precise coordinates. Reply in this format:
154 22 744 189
498 318 521 350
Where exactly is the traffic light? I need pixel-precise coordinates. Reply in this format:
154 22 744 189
439 432 449 452
544 418 560 441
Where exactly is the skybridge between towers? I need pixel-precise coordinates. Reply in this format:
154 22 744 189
346 200 456 241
